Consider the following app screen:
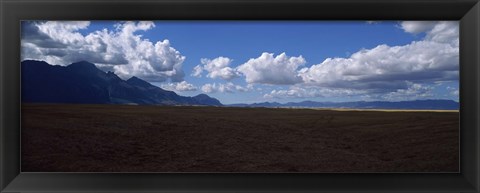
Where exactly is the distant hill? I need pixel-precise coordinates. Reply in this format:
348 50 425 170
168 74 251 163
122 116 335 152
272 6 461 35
21 60 222 106
228 99 459 110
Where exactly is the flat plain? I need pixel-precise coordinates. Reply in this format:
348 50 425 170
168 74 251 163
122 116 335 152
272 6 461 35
21 103 459 172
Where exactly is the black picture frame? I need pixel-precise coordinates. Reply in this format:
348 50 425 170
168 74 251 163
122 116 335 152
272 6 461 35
1 0 479 192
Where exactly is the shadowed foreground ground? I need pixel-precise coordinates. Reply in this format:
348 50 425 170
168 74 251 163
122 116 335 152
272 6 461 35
22 103 459 172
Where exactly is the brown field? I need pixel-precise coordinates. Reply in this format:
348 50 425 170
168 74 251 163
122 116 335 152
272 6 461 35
21 103 459 172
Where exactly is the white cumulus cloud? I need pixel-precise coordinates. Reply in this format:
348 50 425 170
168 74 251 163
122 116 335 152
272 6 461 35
161 81 197 92
381 82 434 101
201 82 251 94
400 21 437 34
21 21 186 82
237 52 306 85
191 65 204 77
193 57 240 80
264 86 367 99
447 86 459 97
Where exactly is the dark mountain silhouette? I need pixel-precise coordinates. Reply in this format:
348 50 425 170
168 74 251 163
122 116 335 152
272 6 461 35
229 99 459 110
21 60 222 106
192 94 222 106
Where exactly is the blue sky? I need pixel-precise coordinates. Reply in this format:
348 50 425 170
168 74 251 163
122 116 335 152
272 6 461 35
21 21 459 104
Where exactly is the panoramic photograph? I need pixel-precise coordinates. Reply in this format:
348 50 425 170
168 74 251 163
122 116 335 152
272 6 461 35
21 21 459 172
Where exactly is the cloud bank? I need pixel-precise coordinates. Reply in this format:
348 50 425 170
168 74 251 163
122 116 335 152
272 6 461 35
255 21 458 100
22 21 186 82
298 21 458 92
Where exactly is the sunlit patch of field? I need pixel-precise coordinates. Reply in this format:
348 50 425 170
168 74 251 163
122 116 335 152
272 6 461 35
21 103 459 173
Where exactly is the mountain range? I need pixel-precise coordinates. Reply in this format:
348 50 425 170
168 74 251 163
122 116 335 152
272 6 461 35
21 60 222 106
21 60 459 110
